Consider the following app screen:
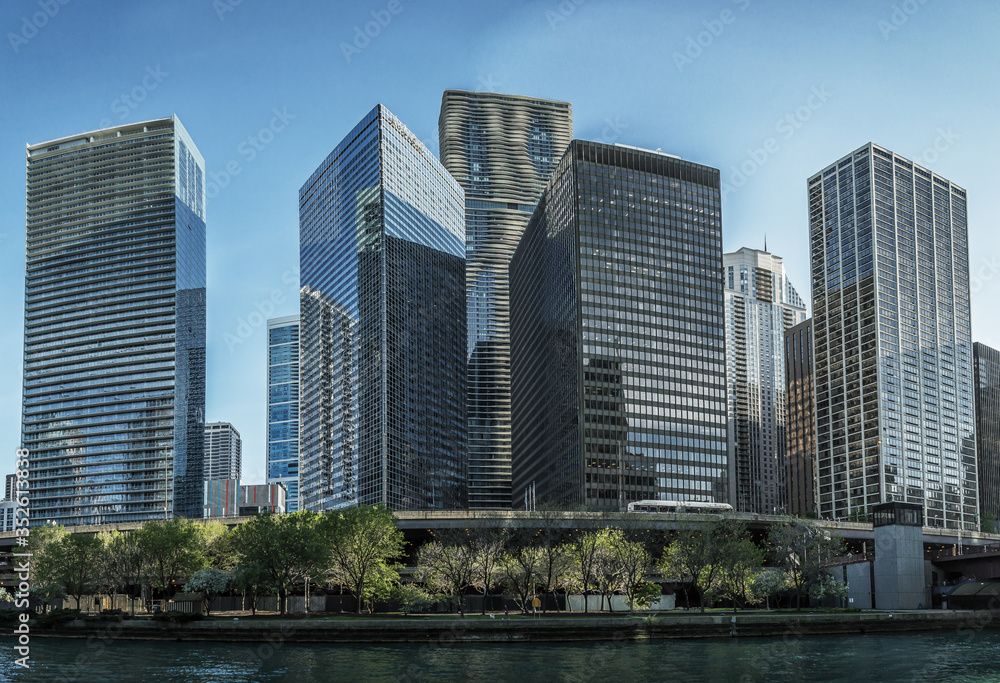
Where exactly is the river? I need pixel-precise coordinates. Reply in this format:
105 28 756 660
2 630 1000 681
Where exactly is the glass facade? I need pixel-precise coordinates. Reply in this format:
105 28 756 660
439 90 572 509
266 315 300 512
203 422 242 482
723 248 807 514
21 116 206 525
809 143 976 529
299 104 467 511
510 141 728 509
784 318 817 517
973 342 1000 532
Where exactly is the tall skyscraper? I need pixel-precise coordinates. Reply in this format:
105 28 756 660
266 315 300 512
785 319 818 517
973 342 1000 532
723 248 807 514
439 90 572 509
510 141 728 509
4 474 16 502
203 422 242 481
809 143 976 528
21 116 206 525
298 104 467 512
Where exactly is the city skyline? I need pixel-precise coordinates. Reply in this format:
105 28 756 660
4 1 1000 486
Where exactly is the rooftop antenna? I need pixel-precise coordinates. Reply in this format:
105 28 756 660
764 234 767 253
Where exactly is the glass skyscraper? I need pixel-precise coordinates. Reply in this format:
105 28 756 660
973 342 1000 532
299 104 467 511
784 319 818 517
809 143 976 529
22 116 206 525
266 315 300 512
723 248 807 514
439 90 572 509
203 422 242 481
510 141 728 509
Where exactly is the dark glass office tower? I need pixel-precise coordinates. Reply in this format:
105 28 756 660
973 342 1000 532
785 319 818 517
439 90 572 509
510 141 728 509
809 143 976 529
299 104 467 511
22 116 206 525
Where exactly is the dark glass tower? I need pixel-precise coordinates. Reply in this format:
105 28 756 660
809 143 976 528
439 90 572 509
785 319 818 517
510 141 728 509
973 342 1000 532
299 104 467 511
22 116 206 525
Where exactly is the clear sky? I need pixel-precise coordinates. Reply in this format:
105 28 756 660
2 0 999 484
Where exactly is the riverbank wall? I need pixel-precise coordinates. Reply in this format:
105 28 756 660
26 610 1000 643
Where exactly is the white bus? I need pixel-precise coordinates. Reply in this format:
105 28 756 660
627 500 734 514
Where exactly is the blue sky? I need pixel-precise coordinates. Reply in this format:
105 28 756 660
2 0 999 483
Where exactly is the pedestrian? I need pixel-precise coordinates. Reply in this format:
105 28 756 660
504 605 508 619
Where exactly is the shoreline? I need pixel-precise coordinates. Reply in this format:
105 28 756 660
20 610 1000 644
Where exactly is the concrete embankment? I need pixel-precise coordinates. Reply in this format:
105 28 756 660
28 610 1000 643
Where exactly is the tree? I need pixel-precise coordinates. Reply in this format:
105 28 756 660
565 529 604 614
390 583 437 616
981 511 998 534
99 530 146 615
605 529 653 612
533 513 573 613
659 525 722 613
767 518 846 610
186 568 233 615
200 521 238 571
232 563 268 616
751 569 786 610
136 518 208 601
29 524 69 610
499 544 543 614
324 506 405 615
468 526 505 614
232 511 329 614
713 520 764 612
416 539 477 616
42 532 105 611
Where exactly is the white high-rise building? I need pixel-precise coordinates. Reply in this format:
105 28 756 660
203 422 242 481
809 143 976 528
723 248 807 514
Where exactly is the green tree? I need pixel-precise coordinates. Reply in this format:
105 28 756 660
767 518 846 610
605 529 653 611
469 526 505 615
325 505 405 615
99 530 146 615
186 568 233 615
136 518 208 600
565 529 604 614
659 525 722 613
30 525 70 610
200 521 238 571
713 520 764 612
499 543 543 614
981 511 997 534
232 563 268 615
390 583 437 616
232 511 329 614
43 532 105 611
751 569 786 610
